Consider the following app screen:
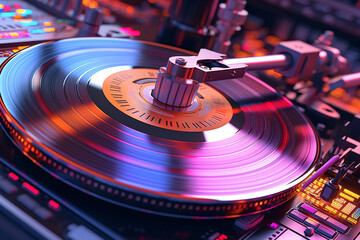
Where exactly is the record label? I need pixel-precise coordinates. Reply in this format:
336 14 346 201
101 68 233 132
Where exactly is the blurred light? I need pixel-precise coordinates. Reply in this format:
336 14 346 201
22 182 40 195
49 200 60 210
8 172 19 181
119 27 141 37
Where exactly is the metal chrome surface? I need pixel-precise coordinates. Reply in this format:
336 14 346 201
0 38 319 218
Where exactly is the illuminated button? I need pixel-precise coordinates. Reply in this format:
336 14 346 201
314 211 328 221
0 179 18 194
339 192 354 202
303 217 320 229
17 194 39 210
289 210 307 222
299 203 317 215
269 222 279 229
34 207 53 220
344 189 360 199
346 217 357 225
341 202 356 215
338 213 347 220
325 217 348 233
325 205 337 214
43 21 52 26
22 182 40 195
48 200 60 211
352 208 360 219
8 172 19 181
16 9 26 14
43 27 55 32
31 29 45 34
316 224 336 238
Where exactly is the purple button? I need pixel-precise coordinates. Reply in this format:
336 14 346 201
316 224 336 238
304 217 320 229
289 210 307 222
326 217 348 233
299 203 317 214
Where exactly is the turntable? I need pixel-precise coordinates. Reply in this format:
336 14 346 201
0 0 358 239
0 37 320 220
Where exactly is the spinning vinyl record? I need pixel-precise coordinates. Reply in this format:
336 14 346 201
0 38 320 218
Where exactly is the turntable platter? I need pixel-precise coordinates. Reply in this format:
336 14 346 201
0 38 320 218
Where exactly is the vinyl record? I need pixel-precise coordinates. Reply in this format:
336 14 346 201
0 38 320 218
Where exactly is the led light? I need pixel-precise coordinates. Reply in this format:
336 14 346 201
31 29 45 34
344 189 360 199
340 192 355 202
20 21 38 26
269 222 279 229
338 213 347 220
347 217 357 225
352 208 360 220
22 182 40 195
43 27 55 32
16 9 25 14
216 234 228 240
48 200 60 210
43 21 52 26
341 202 356 215
1 12 16 17
8 172 19 181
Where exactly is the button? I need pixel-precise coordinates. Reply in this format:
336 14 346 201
289 210 307 222
304 227 314 237
0 179 18 194
314 211 329 221
304 217 320 229
299 203 317 215
316 224 336 238
16 194 39 210
34 207 53 220
234 213 264 230
325 217 348 233
66 224 103 240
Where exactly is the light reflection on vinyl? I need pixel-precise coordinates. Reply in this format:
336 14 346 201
0 38 320 218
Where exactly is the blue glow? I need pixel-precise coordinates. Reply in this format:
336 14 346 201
20 21 38 26
31 29 45 34
0 12 15 17
0 9 33 18
352 208 360 220
22 9 33 16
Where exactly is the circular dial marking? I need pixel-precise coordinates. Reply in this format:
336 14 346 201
102 69 233 132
